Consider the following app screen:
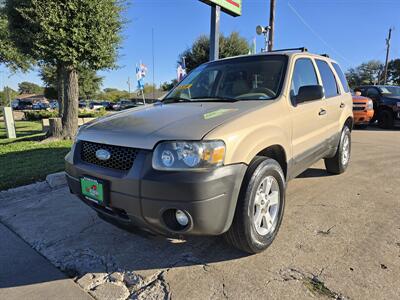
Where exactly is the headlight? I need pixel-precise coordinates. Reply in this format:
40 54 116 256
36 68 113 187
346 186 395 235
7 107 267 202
397 102 400 108
367 99 374 110
152 140 226 170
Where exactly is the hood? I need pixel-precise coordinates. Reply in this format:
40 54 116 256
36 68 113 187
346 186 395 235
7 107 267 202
382 95 400 102
352 95 369 101
78 101 267 149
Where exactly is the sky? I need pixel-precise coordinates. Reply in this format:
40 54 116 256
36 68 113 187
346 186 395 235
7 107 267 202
1 0 400 92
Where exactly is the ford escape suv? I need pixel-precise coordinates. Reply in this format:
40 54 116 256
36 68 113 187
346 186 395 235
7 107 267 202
66 49 353 254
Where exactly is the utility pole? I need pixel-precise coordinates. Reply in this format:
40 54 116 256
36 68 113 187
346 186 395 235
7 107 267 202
268 0 276 52
383 27 393 85
152 28 155 101
210 5 221 61
127 77 131 97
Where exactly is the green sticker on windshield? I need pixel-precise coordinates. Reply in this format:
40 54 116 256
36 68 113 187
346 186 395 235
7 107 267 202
203 109 237 120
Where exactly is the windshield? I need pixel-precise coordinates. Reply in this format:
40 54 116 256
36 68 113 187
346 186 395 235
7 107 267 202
164 55 288 102
379 86 400 96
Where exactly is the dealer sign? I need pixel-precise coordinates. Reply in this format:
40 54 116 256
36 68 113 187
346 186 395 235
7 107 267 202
200 0 242 17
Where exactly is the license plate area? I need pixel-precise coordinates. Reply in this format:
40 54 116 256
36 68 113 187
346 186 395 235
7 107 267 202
80 176 109 206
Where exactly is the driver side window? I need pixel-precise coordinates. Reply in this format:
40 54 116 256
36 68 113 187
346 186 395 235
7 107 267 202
291 58 318 106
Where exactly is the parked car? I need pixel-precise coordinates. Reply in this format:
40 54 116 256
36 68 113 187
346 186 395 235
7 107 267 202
79 101 88 108
112 100 137 111
32 102 50 110
356 85 400 128
66 49 353 253
89 101 104 110
352 94 374 128
100 101 113 110
49 101 59 110
11 100 19 109
14 100 33 110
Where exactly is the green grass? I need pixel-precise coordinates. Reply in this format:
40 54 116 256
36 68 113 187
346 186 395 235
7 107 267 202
0 121 43 138
0 140 73 191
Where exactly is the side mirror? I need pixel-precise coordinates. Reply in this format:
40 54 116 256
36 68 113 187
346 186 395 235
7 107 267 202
296 85 324 104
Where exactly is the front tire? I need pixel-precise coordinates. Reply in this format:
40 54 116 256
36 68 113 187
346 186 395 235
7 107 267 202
324 126 351 174
224 157 286 254
378 110 394 129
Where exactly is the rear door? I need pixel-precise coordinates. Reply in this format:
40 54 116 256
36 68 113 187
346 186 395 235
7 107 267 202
315 59 342 138
290 57 328 171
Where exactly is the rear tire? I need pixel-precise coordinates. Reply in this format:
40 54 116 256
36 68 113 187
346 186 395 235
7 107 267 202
378 110 394 129
354 124 368 130
224 157 285 254
324 126 351 174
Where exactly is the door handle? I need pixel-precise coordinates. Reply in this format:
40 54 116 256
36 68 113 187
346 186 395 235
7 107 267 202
340 102 345 108
319 109 327 116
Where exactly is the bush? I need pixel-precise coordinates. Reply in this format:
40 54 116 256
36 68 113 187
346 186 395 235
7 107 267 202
25 110 58 121
79 108 107 118
25 108 107 121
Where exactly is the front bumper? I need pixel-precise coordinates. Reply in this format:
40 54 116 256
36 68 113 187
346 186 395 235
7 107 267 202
65 145 247 236
353 110 374 125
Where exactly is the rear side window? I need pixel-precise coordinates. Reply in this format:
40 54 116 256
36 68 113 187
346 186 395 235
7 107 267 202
290 58 318 105
316 60 339 98
332 63 350 93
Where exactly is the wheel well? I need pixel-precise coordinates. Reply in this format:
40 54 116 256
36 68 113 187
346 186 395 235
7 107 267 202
256 145 287 178
379 106 394 114
345 117 353 131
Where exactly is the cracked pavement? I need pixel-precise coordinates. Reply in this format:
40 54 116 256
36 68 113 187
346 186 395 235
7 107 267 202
0 128 399 299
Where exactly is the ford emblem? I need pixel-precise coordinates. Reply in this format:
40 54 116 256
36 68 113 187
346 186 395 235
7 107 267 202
96 149 111 161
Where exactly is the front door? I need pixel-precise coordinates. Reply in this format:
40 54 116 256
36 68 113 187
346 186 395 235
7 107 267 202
289 58 328 174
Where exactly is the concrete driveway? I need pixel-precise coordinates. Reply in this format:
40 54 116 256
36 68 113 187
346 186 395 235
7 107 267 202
0 128 399 299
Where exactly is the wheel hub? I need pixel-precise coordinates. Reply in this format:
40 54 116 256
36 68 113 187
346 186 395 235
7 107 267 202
342 134 350 166
253 176 280 236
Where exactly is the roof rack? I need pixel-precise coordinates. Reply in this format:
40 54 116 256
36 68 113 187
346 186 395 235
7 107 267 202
320 54 330 58
269 47 308 53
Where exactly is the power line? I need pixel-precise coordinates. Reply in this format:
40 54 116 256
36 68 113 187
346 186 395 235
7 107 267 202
287 2 352 65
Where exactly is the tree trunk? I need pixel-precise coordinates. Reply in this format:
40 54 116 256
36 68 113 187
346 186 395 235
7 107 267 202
56 63 65 117
61 67 79 139
49 118 63 138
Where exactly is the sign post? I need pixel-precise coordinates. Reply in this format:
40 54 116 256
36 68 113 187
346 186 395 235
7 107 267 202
210 5 221 61
200 0 242 61
3 107 16 139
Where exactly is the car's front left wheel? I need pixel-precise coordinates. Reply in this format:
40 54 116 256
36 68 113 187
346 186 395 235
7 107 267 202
224 157 286 254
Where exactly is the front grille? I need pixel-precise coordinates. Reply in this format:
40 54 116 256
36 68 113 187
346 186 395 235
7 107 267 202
353 106 365 111
80 141 138 171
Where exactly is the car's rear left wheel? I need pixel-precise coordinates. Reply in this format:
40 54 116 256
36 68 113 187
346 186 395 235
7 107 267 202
224 157 285 254
324 126 351 174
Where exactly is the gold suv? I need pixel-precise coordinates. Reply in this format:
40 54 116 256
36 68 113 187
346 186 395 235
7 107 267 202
65 48 353 254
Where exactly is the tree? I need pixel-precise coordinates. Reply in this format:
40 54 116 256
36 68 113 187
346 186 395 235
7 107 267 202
0 1 31 71
40 65 103 100
387 59 400 85
179 32 249 72
0 86 17 107
345 60 384 88
97 88 130 102
18 81 43 94
6 0 124 139
161 80 178 92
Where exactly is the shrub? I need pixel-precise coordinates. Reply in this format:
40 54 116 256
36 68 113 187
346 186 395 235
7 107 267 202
25 110 58 121
25 108 107 121
79 108 107 118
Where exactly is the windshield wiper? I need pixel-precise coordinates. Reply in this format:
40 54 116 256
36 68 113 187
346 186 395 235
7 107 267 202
191 96 239 102
163 97 192 104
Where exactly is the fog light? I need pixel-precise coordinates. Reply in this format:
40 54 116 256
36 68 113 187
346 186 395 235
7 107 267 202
175 210 189 226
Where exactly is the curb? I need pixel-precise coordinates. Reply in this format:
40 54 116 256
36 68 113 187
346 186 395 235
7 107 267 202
46 171 67 188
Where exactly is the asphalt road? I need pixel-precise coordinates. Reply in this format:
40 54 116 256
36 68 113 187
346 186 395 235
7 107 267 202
0 128 399 299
